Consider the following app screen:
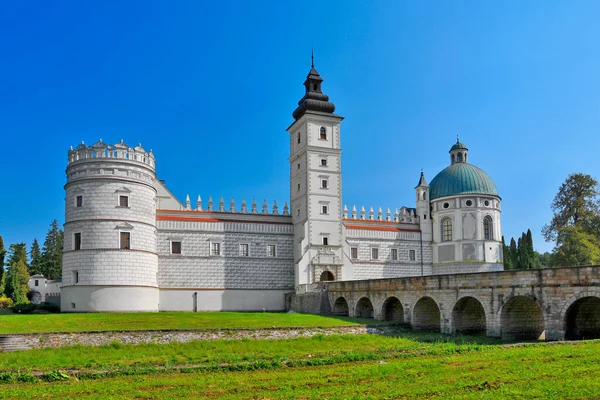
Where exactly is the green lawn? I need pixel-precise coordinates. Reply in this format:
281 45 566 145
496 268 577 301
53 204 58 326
1 335 599 399
0 312 385 334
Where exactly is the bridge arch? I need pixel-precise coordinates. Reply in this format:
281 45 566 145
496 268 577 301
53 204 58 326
563 293 600 340
452 296 487 335
382 296 404 322
500 295 544 340
355 297 374 318
332 297 349 316
412 296 441 332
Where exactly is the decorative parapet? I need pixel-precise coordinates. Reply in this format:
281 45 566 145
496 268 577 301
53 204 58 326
182 196 289 216
68 139 155 169
343 204 418 223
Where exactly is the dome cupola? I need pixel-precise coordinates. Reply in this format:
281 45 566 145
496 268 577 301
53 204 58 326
449 137 468 165
292 52 336 120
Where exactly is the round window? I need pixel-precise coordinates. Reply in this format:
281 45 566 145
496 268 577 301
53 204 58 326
484 200 490 207
466 200 473 206
443 202 449 209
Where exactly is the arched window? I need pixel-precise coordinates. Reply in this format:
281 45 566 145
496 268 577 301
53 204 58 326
320 127 327 140
457 152 463 162
442 218 452 242
464 153 468 163
422 192 427 200
483 215 493 240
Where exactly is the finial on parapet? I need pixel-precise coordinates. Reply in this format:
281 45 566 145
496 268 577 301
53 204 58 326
386 208 391 221
369 207 375 220
377 207 383 221
208 196 214 211
360 206 366 220
230 197 236 213
352 205 357 219
262 200 269 214
196 195 202 211
343 205 348 219
394 208 399 222
251 199 258 214
218 197 225 212
185 194 191 210
283 202 289 215
241 199 247 213
272 200 279 215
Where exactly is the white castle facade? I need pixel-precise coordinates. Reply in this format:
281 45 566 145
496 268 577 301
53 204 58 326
61 64 504 312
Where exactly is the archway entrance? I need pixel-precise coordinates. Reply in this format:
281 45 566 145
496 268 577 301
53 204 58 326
452 297 486 335
332 297 349 316
382 297 404 322
565 296 600 340
319 271 334 282
501 296 544 340
413 297 440 332
355 297 374 318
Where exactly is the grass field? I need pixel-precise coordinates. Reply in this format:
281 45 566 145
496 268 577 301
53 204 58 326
1 334 599 399
0 311 385 334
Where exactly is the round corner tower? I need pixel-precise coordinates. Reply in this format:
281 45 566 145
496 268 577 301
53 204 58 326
62 139 159 312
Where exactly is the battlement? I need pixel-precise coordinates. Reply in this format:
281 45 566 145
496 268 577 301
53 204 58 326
68 139 155 169
343 205 418 224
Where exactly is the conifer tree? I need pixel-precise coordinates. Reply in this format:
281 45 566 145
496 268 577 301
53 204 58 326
502 236 512 270
517 236 525 269
509 238 518 270
0 236 5 290
9 259 29 304
4 243 28 299
526 229 535 269
40 220 64 280
29 239 42 276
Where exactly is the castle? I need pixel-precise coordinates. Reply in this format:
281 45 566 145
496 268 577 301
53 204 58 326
61 63 504 312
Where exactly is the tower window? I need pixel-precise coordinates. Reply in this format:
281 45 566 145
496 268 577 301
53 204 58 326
483 216 493 240
297 132 301 144
120 232 131 249
351 247 358 259
297 208 300 216
210 242 221 256
442 218 452 242
313 83 318 91
391 248 398 260
171 241 181 254
321 205 328 214
76 196 83 207
321 158 327 167
74 232 81 251
321 179 328 189
319 127 327 140
72 270 79 284
422 192 426 200
119 195 129 207
322 237 328 246
297 183 300 192
457 152 463 162
371 247 379 260
297 163 301 170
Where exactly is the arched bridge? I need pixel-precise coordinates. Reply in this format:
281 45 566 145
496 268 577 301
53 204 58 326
288 266 600 341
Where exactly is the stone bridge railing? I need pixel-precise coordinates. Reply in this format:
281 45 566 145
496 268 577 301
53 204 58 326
288 266 600 341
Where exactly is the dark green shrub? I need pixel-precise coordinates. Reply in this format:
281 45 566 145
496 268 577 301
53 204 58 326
11 303 37 314
37 302 61 313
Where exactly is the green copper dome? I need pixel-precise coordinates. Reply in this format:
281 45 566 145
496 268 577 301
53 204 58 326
429 162 498 200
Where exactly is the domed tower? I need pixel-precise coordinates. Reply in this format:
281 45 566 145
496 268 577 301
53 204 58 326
62 140 159 311
428 139 503 274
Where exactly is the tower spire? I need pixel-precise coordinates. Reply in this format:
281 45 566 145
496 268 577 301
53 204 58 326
311 48 314 68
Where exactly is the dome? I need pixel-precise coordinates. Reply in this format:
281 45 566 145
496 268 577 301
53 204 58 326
429 162 498 200
450 141 468 151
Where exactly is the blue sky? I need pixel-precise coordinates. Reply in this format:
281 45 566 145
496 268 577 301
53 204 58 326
1 1 599 253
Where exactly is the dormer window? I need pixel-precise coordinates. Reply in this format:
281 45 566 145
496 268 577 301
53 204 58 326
319 127 327 140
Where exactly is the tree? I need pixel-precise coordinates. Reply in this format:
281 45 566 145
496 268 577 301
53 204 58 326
4 243 28 299
525 229 535 269
509 238 518 270
29 239 42 276
0 236 5 291
502 236 512 270
9 259 30 304
40 220 64 280
535 251 553 268
542 173 600 242
552 226 600 267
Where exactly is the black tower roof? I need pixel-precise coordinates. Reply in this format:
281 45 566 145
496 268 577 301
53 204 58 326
292 56 336 121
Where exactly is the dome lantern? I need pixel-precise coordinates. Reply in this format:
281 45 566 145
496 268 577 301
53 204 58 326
449 137 468 165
